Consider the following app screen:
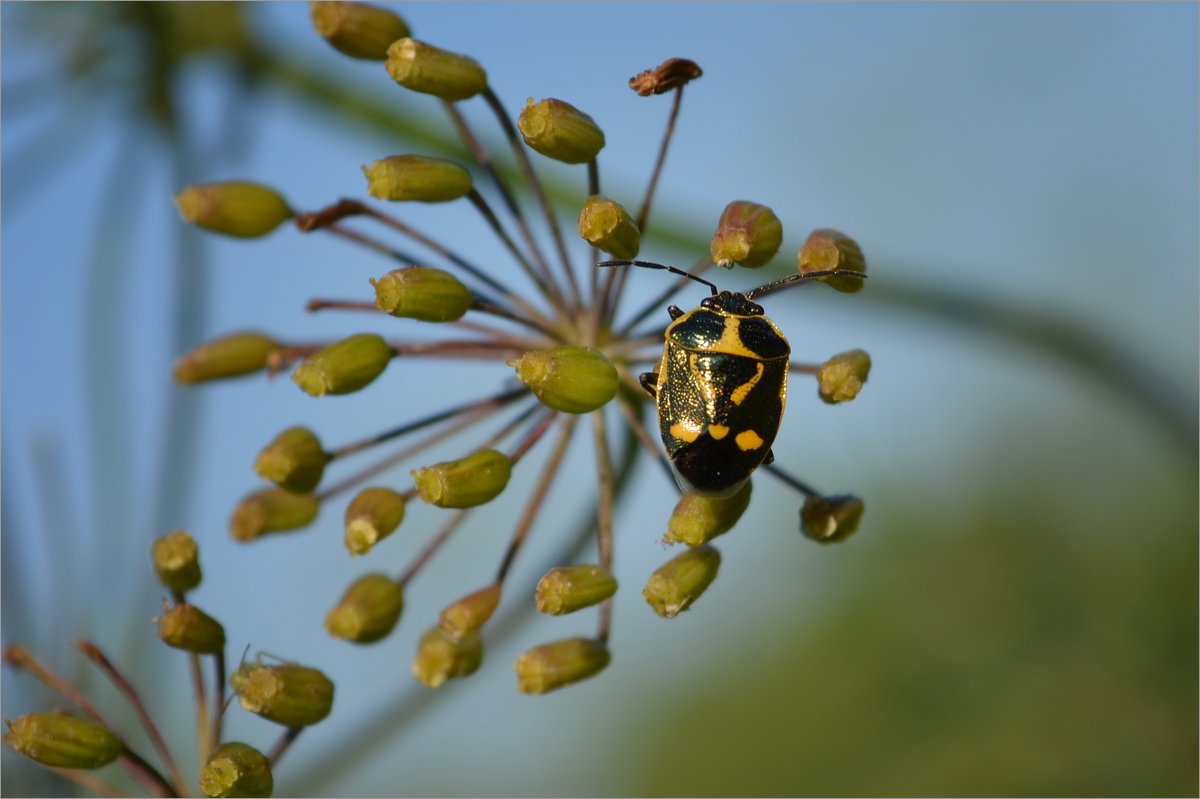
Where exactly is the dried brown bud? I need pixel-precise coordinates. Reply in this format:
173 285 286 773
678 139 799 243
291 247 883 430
629 58 703 96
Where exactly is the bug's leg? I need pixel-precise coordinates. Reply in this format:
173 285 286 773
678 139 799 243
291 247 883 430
639 372 658 398
668 305 685 320
763 449 775 465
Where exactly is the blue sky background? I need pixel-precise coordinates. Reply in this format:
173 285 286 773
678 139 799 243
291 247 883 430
3 3 1197 796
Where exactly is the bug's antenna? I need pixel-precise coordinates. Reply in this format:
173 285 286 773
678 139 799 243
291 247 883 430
745 269 867 301
596 259 719 296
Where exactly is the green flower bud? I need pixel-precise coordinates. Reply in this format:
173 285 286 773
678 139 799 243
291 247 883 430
231 662 334 728
200 741 273 798
362 154 473 203
173 331 279 384
535 565 618 615
664 479 753 546
518 98 606 164
325 573 404 644
411 449 512 508
254 426 330 494
439 584 501 641
800 494 865 544
643 545 721 619
709 200 783 268
509 346 619 414
514 637 610 695
157 603 226 655
174 181 292 238
412 626 483 688
230 488 320 542
4 713 122 770
817 349 871 404
371 267 473 322
578 195 640 259
344 486 407 556
151 530 202 593
385 38 487 101
291 333 393 397
798 228 867 294
310 1 410 61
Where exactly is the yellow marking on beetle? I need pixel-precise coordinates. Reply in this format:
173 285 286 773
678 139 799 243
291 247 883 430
708 424 730 440
735 429 764 451
669 420 702 443
729 362 765 406
711 318 758 357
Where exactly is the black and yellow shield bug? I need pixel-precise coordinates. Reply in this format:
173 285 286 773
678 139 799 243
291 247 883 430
598 260 865 498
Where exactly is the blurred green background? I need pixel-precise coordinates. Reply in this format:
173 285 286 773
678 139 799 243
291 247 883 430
3 3 1195 797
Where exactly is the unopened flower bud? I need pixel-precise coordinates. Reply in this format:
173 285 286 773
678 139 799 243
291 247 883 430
518 98 605 164
173 331 279 384
509 346 618 414
325 573 404 644
231 661 334 728
412 449 512 508
363 154 472 203
664 479 752 546
412 626 482 688
230 488 320 542
291 333 393 397
200 742 273 799
310 1 409 61
800 494 865 543
578 195 640 259
798 229 867 293
3 713 122 769
514 637 610 695
386 38 487 101
629 57 703 96
535 565 617 615
254 426 329 493
817 349 871 404
151 530 202 593
344 487 406 556
643 545 721 618
157 603 226 655
174 181 292 238
439 584 501 641
710 201 783 268
371 267 473 322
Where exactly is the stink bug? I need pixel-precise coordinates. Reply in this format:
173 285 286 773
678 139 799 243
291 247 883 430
598 260 865 498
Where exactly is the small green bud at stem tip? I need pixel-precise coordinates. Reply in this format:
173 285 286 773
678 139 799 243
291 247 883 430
310 1 410 61
344 487 406 556
535 565 618 615
643 545 722 618
325 573 404 644
817 349 871 404
152 530 202 593
200 741 273 798
362 154 473 202
510 346 619 414
254 426 330 493
230 488 320 542
514 637 610 695
173 331 279 384
439 584 501 641
3 713 122 769
664 480 753 546
371 267 473 322
518 98 606 164
798 229 867 293
231 662 334 727
386 38 487 101
411 449 512 508
412 626 483 688
578 195 640 259
174 181 292 238
800 494 865 543
710 200 783 269
291 333 393 397
157 603 226 654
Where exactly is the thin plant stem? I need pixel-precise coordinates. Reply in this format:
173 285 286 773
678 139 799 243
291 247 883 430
306 298 380 313
613 387 677 487
267 727 303 767
323 222 425 265
762 462 820 497
590 411 616 644
480 403 548 455
397 508 471 587
467 188 565 313
48 766 131 798
788 361 821 374
187 652 208 766
210 650 227 758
